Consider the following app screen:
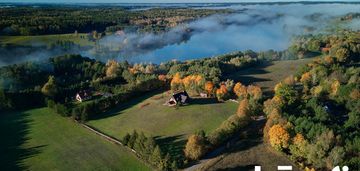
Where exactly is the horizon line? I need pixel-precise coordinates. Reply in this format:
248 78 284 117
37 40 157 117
1 1 360 4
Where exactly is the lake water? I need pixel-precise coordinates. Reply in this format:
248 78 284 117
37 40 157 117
105 3 360 63
1 3 360 66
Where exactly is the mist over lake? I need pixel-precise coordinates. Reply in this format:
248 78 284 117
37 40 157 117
110 3 360 63
1 3 360 66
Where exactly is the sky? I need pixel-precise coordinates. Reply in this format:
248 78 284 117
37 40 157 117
3 0 359 3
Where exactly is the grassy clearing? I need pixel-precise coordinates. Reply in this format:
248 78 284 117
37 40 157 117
87 91 238 157
87 92 237 139
0 108 150 171
0 34 94 47
228 58 314 92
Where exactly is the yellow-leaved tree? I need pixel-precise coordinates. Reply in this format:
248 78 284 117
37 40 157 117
184 134 207 160
170 72 183 91
269 124 290 150
237 99 249 118
247 85 262 100
233 82 247 99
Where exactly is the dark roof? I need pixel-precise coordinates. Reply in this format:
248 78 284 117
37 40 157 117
172 91 190 104
77 90 92 98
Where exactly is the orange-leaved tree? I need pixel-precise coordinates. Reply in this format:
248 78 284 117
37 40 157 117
216 84 228 101
269 124 290 150
170 72 183 91
204 81 214 96
233 82 247 99
247 85 262 100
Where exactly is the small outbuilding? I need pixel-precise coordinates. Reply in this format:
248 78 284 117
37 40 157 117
75 90 92 102
166 91 190 106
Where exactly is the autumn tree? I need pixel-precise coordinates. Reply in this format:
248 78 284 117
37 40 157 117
184 134 207 160
41 76 58 98
330 80 340 96
311 85 324 97
247 85 262 100
237 99 249 118
145 64 156 74
323 56 334 65
216 84 228 101
335 47 350 62
233 82 247 99
204 81 214 96
106 60 121 77
269 124 290 150
170 72 183 91
300 72 312 85
283 75 296 86
182 75 204 95
158 74 167 82
289 133 308 161
350 89 360 100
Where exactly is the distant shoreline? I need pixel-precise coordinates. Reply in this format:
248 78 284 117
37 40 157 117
1 1 360 6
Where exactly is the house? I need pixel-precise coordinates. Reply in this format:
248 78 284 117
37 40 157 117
75 90 92 102
200 92 208 98
166 91 190 106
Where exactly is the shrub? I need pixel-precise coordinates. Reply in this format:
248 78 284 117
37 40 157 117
184 134 207 160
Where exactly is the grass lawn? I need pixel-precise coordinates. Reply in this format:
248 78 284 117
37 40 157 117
0 108 150 171
87 92 238 157
0 33 94 47
88 92 237 139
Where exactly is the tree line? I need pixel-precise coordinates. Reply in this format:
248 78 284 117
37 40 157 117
0 7 227 36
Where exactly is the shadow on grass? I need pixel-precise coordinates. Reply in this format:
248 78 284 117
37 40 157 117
217 164 260 171
154 134 186 161
189 98 218 105
225 61 272 84
89 90 165 120
0 111 44 170
222 119 266 156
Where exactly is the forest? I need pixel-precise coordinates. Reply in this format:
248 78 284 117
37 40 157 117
0 6 228 36
263 31 360 170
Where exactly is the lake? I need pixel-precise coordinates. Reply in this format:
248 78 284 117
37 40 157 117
1 3 360 66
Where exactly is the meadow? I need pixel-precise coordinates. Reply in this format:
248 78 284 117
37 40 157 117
0 108 150 171
88 92 237 137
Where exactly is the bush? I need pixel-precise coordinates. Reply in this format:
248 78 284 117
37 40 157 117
184 134 207 160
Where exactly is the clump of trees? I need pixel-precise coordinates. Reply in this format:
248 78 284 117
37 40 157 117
264 31 360 170
122 130 178 171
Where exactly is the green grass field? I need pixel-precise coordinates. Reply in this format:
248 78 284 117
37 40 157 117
87 92 237 139
0 34 94 47
0 108 150 171
87 91 238 158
